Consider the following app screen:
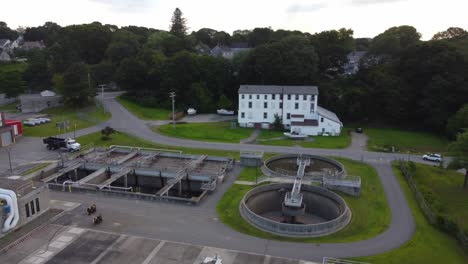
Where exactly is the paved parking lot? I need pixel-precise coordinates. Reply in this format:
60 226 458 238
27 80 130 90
1 226 317 264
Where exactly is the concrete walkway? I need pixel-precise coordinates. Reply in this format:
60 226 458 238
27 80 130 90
240 129 260 144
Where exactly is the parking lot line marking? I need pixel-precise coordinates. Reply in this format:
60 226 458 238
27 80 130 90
141 241 166 264
90 235 126 264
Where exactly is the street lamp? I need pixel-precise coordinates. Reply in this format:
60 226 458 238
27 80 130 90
169 92 176 129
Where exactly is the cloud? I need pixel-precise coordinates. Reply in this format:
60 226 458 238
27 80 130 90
89 0 151 12
286 3 328 13
351 0 406 5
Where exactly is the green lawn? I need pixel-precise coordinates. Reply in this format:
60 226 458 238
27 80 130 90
257 129 351 149
354 164 468 263
116 96 171 120
409 163 468 232
76 131 246 160
217 158 390 243
155 122 253 143
22 104 110 137
364 127 449 154
0 102 18 112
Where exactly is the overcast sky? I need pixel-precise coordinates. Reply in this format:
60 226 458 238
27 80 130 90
1 0 467 39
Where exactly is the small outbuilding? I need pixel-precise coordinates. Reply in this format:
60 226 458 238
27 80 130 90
0 112 15 147
19 90 62 113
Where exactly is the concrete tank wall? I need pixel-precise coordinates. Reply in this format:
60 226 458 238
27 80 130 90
240 183 351 237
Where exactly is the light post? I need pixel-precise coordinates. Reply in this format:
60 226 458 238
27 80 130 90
169 92 176 129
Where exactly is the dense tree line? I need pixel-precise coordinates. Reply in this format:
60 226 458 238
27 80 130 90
0 10 466 136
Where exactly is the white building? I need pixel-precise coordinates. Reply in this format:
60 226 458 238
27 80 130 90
238 85 343 136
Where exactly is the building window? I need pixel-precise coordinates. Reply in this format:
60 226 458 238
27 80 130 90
241 112 245 118
248 102 252 108
303 95 307 100
321 117 324 123
25 203 30 218
287 94 291 100
264 94 267 100
280 94 283 100
272 94 276 100
295 94 299 100
279 102 283 109
264 102 268 108
311 95 315 101
264 112 267 119
249 94 252 99
257 95 260 99
241 94 245 99
30 201 35 215
295 103 299 109
287 113 290 119
35 198 40 212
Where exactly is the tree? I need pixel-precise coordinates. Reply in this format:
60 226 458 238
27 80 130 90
22 50 51 91
101 126 115 140
449 131 468 188
170 8 188 37
62 63 94 105
432 27 468 40
369 26 421 56
218 94 232 109
309 28 354 75
0 65 26 98
0 21 18 40
446 104 468 138
272 114 283 131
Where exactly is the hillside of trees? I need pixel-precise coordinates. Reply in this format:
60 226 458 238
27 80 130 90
0 9 467 137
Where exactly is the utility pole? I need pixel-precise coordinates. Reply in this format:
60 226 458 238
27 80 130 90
6 147 12 173
98 84 106 113
169 92 176 129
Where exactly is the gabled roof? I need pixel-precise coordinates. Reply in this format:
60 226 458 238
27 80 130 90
317 106 341 124
238 85 319 95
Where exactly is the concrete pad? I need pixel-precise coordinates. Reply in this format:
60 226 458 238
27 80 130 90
37 251 54 258
97 236 161 264
232 252 265 264
49 241 67 249
68 227 85 235
150 241 203 264
46 231 119 264
194 247 238 264
56 235 73 243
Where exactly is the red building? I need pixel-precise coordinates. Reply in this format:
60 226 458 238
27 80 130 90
0 112 22 147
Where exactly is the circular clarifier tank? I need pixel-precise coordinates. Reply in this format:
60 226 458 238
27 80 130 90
263 154 346 178
240 183 351 237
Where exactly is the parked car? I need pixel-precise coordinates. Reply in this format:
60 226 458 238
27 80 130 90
355 127 363 133
422 153 442 162
23 119 37 126
36 117 51 123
